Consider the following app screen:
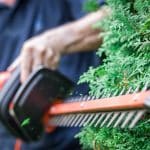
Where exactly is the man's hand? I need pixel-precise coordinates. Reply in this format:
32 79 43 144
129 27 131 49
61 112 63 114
20 33 62 82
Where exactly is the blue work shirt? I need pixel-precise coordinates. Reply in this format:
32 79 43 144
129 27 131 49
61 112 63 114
0 0 105 149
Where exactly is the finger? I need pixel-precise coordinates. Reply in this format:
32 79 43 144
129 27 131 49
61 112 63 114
44 48 55 68
7 56 20 72
32 48 45 71
51 54 60 70
47 53 60 70
20 48 33 83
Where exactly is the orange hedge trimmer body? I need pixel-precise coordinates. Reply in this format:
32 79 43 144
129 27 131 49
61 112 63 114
0 68 149 142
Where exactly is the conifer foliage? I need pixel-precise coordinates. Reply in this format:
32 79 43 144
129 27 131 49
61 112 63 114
77 0 150 149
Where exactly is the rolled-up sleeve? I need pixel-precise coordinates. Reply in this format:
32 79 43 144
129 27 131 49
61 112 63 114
66 0 106 20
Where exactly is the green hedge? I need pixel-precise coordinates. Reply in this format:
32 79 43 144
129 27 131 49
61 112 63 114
77 0 150 149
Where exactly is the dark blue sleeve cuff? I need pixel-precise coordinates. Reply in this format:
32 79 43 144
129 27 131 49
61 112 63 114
98 0 106 6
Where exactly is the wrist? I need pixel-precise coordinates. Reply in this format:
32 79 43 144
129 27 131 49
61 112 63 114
41 30 62 55
59 23 83 54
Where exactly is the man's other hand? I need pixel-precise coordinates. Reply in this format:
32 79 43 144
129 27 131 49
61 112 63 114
20 32 63 82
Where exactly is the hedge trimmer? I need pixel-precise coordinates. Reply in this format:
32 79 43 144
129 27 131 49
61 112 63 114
0 67 149 142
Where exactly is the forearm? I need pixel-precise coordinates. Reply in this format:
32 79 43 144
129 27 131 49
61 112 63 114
43 6 111 54
19 6 110 82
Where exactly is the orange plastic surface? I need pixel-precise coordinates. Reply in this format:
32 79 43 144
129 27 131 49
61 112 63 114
49 91 150 115
0 71 11 90
14 139 22 150
43 99 62 133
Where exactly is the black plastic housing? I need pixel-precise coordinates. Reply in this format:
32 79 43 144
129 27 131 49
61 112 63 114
0 68 28 140
0 67 74 142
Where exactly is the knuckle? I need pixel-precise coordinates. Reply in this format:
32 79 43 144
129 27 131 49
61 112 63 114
47 50 54 58
22 43 33 52
23 41 31 48
38 48 46 55
54 55 60 62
